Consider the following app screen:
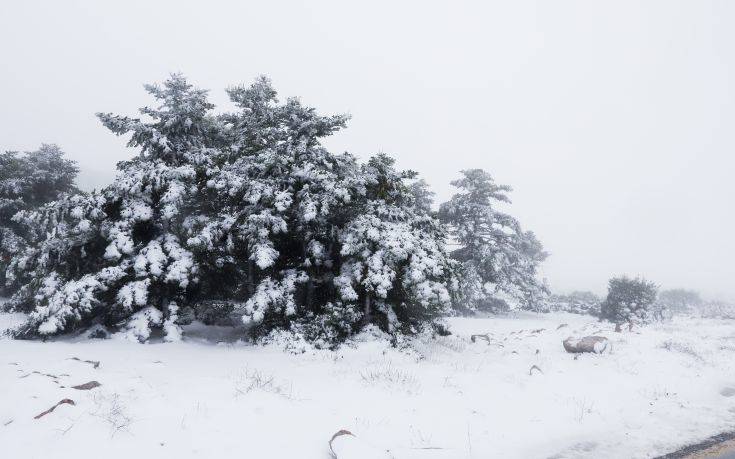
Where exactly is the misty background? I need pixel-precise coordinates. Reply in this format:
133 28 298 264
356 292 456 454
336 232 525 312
1 0 733 300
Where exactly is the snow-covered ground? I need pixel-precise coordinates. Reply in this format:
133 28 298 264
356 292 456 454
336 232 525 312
1 310 734 459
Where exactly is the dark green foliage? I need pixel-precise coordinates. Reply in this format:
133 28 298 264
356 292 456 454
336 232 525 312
0 145 79 297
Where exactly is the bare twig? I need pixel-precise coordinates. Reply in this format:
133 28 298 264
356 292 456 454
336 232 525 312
90 392 133 437
69 357 100 369
19 371 68 380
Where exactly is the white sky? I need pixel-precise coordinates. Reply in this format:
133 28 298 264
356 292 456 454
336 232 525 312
1 0 733 300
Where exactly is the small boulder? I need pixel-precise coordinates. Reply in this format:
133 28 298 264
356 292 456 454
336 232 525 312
71 381 101 390
563 336 610 354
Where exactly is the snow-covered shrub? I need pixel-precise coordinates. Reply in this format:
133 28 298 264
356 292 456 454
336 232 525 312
360 364 421 394
600 276 658 327
233 366 294 399
439 169 548 314
0 145 79 296
696 300 735 319
547 291 601 316
273 302 363 350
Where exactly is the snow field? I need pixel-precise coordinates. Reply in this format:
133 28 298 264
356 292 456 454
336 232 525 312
1 311 734 458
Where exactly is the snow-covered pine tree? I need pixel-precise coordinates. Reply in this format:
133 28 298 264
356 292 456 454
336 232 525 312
439 169 548 313
408 178 436 214
333 154 455 337
0 145 79 297
7 75 219 340
202 79 455 346
9 75 457 346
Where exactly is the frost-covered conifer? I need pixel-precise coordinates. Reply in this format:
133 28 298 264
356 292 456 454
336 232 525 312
8 75 218 340
408 178 435 214
0 145 78 296
9 75 456 346
333 155 454 335
202 82 454 345
439 169 548 312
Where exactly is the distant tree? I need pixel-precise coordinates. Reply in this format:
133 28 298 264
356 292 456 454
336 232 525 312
600 276 658 328
657 289 702 315
548 291 601 316
698 300 735 319
0 144 78 296
439 169 548 313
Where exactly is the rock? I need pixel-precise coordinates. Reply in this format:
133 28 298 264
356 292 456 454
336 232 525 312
71 381 101 390
563 336 610 354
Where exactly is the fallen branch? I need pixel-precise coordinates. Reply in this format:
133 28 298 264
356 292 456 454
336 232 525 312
34 399 75 420
529 365 543 376
329 429 355 458
19 371 67 380
470 334 490 344
556 324 568 330
69 357 100 369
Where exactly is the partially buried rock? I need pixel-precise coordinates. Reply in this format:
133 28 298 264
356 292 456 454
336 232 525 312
71 381 101 390
563 336 610 354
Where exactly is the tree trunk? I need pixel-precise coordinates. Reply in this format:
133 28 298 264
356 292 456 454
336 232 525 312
363 293 372 326
247 260 255 296
305 278 314 312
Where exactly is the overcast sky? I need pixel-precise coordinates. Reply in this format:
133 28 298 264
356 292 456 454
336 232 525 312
1 0 733 300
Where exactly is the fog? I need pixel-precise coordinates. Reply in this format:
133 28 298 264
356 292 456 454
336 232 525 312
1 0 733 300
